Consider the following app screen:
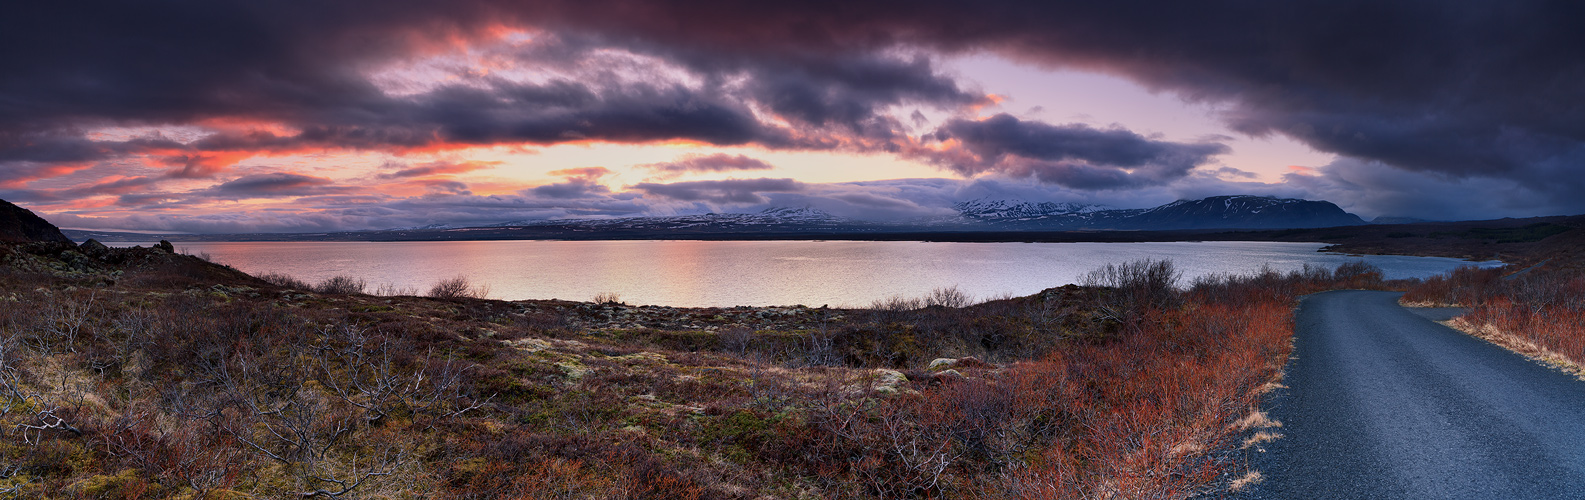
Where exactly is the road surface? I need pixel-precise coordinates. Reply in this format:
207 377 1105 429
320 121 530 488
1240 290 1585 499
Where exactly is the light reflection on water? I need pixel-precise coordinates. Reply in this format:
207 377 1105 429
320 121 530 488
112 240 1501 307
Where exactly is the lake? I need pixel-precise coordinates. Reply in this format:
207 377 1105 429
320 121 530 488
112 240 1501 307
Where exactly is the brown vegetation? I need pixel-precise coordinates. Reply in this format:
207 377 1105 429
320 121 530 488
0 239 1400 499
1404 265 1585 377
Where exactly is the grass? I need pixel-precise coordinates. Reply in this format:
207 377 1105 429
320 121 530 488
0 241 1403 499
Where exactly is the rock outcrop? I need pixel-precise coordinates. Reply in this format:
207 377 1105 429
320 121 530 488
79 238 111 259
0 199 71 243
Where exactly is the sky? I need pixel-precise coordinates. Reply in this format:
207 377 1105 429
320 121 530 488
2 0 1583 233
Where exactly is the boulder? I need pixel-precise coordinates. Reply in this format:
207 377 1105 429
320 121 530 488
79 238 111 259
0 199 71 244
872 369 908 394
928 356 993 372
927 358 957 371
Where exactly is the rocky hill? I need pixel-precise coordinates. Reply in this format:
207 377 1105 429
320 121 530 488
0 199 71 243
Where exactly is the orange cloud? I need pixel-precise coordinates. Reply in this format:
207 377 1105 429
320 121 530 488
0 163 92 189
158 151 259 178
547 167 613 179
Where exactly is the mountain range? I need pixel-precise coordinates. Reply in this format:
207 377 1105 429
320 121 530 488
945 195 1364 230
59 195 1368 242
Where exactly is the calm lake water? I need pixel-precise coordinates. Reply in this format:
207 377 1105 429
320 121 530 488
113 240 1500 307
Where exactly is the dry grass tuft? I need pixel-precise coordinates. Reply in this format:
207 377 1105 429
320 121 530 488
1405 265 1585 382
1232 410 1282 432
1443 318 1585 381
1241 431 1284 449
1229 470 1264 491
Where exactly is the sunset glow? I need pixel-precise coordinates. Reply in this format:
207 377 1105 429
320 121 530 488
4 2 1583 232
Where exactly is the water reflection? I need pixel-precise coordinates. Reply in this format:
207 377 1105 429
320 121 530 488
119 240 1501 307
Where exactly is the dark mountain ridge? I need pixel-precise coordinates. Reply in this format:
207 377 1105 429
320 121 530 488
941 195 1363 231
58 195 1368 242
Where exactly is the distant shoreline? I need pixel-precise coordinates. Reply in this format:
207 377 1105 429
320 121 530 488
62 214 1580 264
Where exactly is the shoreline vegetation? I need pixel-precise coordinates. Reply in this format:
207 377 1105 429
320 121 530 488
1403 266 1585 380
4 237 1406 499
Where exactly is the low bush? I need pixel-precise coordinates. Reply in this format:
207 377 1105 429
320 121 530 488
314 274 366 294
257 272 311 290
429 275 490 299
1406 265 1585 372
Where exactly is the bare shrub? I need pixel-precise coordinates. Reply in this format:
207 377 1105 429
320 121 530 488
38 290 97 354
1332 260 1385 288
311 324 490 426
315 275 367 295
867 295 923 324
721 327 755 356
924 285 971 309
871 295 923 311
1082 259 1181 322
591 292 623 305
210 358 414 498
429 275 489 299
373 283 419 297
258 272 312 290
803 327 840 367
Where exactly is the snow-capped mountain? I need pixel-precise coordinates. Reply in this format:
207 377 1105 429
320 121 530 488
1119 195 1365 230
937 195 1363 230
952 198 1113 221
384 222 460 231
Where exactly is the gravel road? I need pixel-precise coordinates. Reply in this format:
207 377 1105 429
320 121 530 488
1239 290 1585 499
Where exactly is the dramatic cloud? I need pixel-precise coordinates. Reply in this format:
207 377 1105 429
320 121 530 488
921 114 1229 189
531 167 615 199
4 0 1583 230
641 153 775 178
1282 158 1585 221
206 173 348 199
377 160 499 179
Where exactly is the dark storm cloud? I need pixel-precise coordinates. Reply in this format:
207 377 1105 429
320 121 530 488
0 3 975 166
524 0 1585 209
494 32 987 138
0 4 781 164
1282 158 1585 220
207 172 347 199
632 178 804 204
6 0 1585 220
922 114 1229 189
0 131 111 164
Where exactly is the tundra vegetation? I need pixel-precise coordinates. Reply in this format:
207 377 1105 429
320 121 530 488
1404 265 1585 377
0 240 1401 499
